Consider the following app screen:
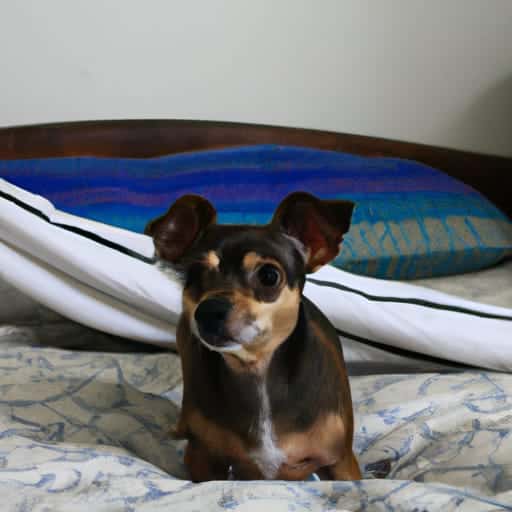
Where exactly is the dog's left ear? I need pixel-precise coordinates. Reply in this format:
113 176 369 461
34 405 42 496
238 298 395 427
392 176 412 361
272 192 354 273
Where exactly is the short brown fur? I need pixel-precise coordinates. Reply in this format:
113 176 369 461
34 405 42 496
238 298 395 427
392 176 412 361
148 192 360 481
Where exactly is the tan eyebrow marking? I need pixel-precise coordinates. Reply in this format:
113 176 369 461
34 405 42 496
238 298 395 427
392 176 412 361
243 252 283 273
243 251 261 271
205 251 220 269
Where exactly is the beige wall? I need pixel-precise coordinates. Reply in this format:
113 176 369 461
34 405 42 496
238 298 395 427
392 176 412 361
1 1 511 156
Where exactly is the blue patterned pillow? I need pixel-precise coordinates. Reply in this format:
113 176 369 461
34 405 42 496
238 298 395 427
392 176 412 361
2 145 511 279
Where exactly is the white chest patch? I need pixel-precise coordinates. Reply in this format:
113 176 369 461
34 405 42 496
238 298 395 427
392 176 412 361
250 378 286 478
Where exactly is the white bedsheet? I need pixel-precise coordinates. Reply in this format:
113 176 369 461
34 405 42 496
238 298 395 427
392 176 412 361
416 259 512 308
0 178 511 372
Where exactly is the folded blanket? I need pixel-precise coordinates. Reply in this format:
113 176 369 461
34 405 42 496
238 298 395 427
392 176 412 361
1 178 511 371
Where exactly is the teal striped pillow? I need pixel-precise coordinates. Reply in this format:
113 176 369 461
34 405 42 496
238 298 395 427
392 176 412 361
2 145 511 279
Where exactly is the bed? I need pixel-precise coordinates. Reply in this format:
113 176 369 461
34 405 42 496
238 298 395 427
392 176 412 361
0 120 511 511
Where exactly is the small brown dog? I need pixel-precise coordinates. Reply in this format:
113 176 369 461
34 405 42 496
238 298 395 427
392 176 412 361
146 192 360 481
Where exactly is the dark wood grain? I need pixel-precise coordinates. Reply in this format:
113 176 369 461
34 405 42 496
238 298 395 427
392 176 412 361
0 119 510 216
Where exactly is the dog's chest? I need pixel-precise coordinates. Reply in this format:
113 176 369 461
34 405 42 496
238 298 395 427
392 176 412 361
249 379 286 479
248 377 345 479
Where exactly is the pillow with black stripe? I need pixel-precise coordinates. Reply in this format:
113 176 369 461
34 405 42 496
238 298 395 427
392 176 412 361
2 145 511 279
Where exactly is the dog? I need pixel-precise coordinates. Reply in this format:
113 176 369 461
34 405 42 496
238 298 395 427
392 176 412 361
145 191 361 482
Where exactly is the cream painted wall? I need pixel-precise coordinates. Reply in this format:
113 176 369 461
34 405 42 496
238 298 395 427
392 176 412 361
1 1 511 156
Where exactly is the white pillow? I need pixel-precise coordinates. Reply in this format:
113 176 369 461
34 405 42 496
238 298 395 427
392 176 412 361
1 178 511 371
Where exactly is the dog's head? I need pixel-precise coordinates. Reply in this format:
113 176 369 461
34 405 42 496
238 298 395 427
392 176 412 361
146 192 354 367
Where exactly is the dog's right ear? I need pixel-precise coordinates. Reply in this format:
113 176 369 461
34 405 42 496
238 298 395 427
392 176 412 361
145 195 216 263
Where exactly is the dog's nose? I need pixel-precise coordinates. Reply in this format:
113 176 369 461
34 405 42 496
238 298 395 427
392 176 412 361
194 297 232 343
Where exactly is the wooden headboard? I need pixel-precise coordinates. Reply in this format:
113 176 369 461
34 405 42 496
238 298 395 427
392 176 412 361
0 120 510 217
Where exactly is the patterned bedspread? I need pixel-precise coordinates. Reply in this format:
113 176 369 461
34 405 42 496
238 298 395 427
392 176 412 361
1 327 511 511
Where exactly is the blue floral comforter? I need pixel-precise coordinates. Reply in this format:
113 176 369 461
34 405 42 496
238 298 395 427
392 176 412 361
1 322 511 512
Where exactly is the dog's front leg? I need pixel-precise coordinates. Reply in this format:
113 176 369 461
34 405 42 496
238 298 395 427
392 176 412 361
326 450 362 481
184 439 230 482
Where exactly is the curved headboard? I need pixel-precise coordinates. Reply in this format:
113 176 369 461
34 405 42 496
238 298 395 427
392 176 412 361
0 119 510 217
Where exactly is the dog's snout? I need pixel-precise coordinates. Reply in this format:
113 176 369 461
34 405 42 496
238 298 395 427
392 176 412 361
194 298 232 342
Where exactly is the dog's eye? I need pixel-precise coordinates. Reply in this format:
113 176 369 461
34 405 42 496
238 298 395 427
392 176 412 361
257 264 281 287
